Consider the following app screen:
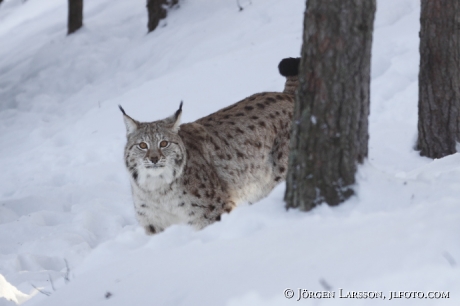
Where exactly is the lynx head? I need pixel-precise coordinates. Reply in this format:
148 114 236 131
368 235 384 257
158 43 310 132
119 102 186 186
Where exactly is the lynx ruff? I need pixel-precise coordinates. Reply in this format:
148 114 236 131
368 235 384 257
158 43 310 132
120 58 300 235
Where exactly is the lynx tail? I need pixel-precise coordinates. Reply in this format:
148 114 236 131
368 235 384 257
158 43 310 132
278 57 300 95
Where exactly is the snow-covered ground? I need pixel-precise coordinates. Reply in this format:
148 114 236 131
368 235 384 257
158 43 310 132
0 0 458 305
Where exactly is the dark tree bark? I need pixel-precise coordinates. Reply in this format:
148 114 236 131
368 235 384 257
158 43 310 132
68 0 83 35
285 0 376 210
417 0 460 159
147 0 178 33
147 0 166 33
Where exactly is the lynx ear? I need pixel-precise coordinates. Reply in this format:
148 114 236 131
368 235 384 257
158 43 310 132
165 101 182 133
119 105 138 135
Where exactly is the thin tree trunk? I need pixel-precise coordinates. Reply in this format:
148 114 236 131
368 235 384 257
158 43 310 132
147 0 167 33
147 0 178 33
417 0 460 159
285 0 375 210
68 0 83 35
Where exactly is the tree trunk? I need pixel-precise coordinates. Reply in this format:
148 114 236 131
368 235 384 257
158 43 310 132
417 0 460 159
147 0 178 33
68 0 83 35
285 0 375 211
147 0 167 33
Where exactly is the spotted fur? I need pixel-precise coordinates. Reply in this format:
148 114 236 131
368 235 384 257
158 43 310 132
120 58 299 234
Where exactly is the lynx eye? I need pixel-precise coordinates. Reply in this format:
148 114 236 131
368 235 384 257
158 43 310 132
138 142 148 149
159 140 169 148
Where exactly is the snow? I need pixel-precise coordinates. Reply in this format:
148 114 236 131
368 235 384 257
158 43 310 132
0 0 458 305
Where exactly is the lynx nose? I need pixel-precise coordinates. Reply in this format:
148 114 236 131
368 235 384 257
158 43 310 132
150 156 159 164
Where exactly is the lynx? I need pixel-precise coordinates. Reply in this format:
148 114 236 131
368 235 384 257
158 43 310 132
120 57 300 234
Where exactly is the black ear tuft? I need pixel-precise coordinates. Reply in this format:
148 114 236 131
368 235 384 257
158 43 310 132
119 105 127 116
278 57 301 77
175 101 183 119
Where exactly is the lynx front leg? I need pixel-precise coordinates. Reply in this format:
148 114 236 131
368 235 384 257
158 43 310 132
144 224 163 235
188 199 237 229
